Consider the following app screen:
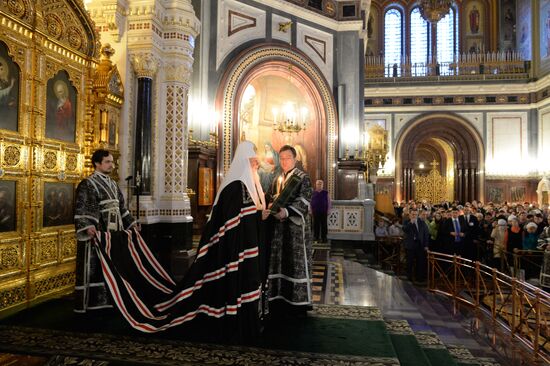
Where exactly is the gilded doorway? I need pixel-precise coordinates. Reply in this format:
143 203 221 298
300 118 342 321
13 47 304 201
395 114 484 203
413 138 454 202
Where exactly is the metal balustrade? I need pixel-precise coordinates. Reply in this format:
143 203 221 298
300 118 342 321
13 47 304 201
428 251 550 364
365 52 531 83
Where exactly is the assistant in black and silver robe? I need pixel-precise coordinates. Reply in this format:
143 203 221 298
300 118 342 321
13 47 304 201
267 167 313 311
73 171 136 313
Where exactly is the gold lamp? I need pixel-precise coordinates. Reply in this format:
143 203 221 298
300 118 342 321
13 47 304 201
358 125 389 183
418 0 453 23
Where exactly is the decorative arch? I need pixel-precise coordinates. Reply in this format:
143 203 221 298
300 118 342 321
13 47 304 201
215 43 338 196
395 113 485 203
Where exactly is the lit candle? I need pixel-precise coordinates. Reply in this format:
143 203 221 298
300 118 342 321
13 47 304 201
277 176 283 195
272 107 279 128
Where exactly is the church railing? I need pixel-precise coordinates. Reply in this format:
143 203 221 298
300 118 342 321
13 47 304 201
366 52 531 83
427 251 550 364
327 199 375 242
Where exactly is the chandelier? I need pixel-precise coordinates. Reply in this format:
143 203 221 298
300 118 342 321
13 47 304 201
418 0 453 23
272 102 308 134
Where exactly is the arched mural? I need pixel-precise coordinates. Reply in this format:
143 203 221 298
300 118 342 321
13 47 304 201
216 44 338 196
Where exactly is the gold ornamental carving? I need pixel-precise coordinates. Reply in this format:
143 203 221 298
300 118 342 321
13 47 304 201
0 286 25 308
32 271 75 298
324 0 336 17
0 247 19 270
44 13 63 39
65 154 77 171
3 146 20 166
43 151 57 170
67 26 83 49
6 0 28 18
61 235 75 259
415 160 447 203
33 237 57 264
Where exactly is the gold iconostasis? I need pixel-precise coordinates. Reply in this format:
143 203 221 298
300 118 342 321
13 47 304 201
0 0 122 316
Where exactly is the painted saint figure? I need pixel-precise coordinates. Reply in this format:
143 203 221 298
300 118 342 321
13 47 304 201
46 75 76 142
54 80 73 131
469 5 480 34
0 54 18 131
258 142 279 193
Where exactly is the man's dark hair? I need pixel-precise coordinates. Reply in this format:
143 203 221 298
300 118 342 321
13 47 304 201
91 149 111 168
279 145 297 157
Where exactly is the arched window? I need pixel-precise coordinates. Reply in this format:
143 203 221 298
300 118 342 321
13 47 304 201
384 8 403 76
379 3 462 77
410 7 429 76
436 8 459 75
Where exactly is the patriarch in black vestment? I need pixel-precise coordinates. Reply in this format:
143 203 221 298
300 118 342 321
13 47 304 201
91 141 267 341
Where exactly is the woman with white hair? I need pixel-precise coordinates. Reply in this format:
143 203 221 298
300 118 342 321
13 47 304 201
490 219 508 271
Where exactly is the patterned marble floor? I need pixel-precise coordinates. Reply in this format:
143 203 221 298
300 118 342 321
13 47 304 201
321 243 507 363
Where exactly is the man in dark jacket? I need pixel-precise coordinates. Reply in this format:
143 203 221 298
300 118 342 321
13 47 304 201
463 206 479 260
311 179 330 243
402 210 430 283
443 207 467 255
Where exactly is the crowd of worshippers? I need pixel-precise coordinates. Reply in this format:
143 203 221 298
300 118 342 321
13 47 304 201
374 200 550 287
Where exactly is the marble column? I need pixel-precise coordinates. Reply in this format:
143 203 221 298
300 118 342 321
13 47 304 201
161 60 193 222
130 52 160 196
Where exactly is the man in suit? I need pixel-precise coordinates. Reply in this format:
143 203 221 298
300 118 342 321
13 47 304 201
402 210 430 283
444 207 467 256
463 206 479 260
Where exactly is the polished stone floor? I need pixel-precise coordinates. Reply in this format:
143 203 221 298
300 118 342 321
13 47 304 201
321 243 505 363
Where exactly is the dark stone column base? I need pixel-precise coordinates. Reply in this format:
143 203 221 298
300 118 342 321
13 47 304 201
139 221 193 277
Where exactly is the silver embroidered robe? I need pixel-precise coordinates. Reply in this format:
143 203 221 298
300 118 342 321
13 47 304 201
267 168 313 307
73 171 136 312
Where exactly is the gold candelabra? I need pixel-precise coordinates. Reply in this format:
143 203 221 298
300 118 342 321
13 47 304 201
356 124 389 183
189 129 218 148
272 103 308 134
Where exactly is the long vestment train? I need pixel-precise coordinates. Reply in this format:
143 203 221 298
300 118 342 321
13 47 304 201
79 141 266 338
268 167 313 306
74 171 136 313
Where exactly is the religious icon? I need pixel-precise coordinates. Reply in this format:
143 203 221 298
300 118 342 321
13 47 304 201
546 10 550 57
46 72 76 142
367 15 374 38
511 186 526 202
198 167 214 206
469 5 480 34
108 117 117 146
487 186 504 204
0 180 16 232
294 143 308 172
0 43 19 132
43 182 74 227
258 142 280 193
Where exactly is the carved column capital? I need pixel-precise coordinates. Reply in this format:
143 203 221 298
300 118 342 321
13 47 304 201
130 52 161 78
